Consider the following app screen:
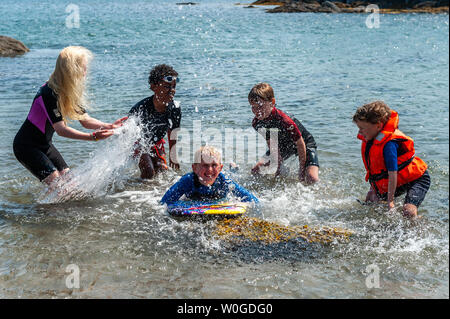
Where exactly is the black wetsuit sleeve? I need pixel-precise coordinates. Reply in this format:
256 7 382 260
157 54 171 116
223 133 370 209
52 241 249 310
294 119 317 149
170 105 181 130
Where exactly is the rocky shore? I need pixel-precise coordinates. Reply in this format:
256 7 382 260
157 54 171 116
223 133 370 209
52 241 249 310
0 36 29 57
250 0 449 13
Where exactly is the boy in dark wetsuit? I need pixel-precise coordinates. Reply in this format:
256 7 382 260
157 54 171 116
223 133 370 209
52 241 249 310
161 146 258 205
129 64 181 179
249 83 319 184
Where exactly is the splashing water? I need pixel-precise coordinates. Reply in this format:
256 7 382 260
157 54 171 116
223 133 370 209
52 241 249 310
38 116 142 204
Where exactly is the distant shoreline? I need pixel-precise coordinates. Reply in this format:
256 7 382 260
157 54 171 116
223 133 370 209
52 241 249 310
241 1 449 14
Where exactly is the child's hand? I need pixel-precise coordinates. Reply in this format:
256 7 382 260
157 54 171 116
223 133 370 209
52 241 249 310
93 129 114 140
169 159 180 170
388 201 395 210
111 116 128 129
251 162 262 175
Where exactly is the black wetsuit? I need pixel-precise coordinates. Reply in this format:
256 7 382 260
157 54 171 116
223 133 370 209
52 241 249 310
128 95 181 155
13 83 70 181
252 107 319 167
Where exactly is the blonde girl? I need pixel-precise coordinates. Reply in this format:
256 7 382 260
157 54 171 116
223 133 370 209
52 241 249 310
13 46 127 185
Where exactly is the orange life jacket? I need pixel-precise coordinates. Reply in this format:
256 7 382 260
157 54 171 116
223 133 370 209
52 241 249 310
358 110 427 197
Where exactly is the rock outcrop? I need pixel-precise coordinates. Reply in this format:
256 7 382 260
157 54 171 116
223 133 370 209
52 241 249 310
0 36 29 57
249 0 449 13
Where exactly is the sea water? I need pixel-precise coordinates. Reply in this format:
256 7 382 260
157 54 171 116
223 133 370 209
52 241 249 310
0 0 448 298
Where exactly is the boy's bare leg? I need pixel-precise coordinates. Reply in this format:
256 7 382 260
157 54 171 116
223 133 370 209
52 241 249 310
42 170 64 197
139 153 156 179
42 170 61 186
365 188 379 202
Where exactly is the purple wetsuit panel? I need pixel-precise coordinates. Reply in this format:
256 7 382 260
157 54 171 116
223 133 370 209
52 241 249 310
14 83 63 147
27 96 53 134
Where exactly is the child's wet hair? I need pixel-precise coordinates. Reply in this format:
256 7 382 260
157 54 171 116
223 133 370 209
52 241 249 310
352 101 392 124
248 82 275 102
148 64 178 86
194 145 222 164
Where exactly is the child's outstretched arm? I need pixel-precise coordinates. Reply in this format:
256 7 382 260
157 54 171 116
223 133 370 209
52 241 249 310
296 137 307 181
383 141 399 210
160 175 191 205
252 135 283 176
252 139 271 174
387 171 397 210
252 158 268 174
230 181 259 203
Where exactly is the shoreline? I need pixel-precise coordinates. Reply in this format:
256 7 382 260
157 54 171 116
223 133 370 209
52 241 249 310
244 1 449 14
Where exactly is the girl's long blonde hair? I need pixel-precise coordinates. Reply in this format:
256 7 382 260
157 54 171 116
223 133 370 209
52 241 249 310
48 46 93 123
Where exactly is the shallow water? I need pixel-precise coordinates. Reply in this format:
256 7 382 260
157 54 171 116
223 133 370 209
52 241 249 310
0 0 448 298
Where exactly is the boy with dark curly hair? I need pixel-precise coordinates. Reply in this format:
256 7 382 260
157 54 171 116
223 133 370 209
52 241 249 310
129 64 181 179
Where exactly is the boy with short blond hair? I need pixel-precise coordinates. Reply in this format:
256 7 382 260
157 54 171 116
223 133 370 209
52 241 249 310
353 101 430 218
161 146 258 204
249 83 319 184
